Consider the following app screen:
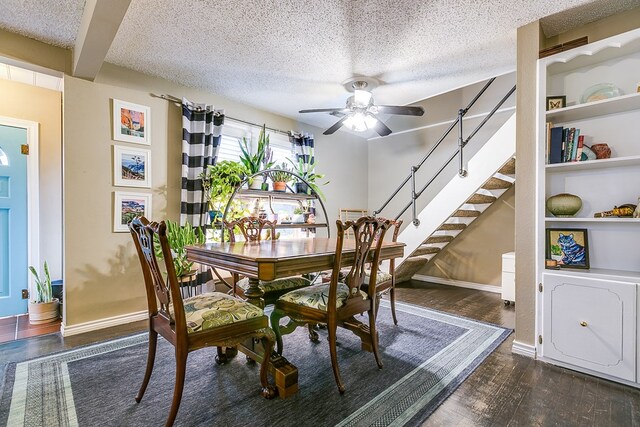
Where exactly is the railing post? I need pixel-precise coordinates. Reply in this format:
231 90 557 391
411 166 420 227
458 109 468 177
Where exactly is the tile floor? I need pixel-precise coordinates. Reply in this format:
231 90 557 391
0 314 61 343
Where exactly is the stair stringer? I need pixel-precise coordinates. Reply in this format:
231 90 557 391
389 113 516 275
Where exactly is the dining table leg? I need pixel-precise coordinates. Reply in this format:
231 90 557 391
244 277 265 308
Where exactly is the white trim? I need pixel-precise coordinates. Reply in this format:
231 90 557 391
60 310 148 337
0 116 39 301
512 340 537 358
412 274 501 294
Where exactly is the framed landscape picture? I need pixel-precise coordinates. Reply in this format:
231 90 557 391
113 191 152 232
113 99 150 145
546 228 590 269
113 145 151 188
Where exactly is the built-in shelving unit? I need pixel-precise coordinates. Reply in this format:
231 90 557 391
536 27 640 388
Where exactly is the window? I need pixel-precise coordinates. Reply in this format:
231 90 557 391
216 120 293 166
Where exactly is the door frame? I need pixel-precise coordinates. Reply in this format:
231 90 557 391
0 116 39 300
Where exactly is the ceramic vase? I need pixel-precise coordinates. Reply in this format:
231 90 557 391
28 299 60 325
249 175 264 190
590 143 611 159
546 193 582 217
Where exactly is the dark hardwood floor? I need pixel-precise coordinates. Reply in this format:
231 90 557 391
1 280 639 426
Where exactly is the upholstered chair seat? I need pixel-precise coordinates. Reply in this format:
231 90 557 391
363 269 392 285
170 292 264 333
236 276 311 295
278 283 368 311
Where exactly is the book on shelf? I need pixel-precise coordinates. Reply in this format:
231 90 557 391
546 124 585 164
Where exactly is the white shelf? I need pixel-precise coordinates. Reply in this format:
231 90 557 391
545 217 640 223
546 92 640 123
546 154 640 172
543 268 640 283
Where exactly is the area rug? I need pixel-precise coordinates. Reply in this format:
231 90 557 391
0 302 511 427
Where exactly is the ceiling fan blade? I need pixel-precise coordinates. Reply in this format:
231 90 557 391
375 105 425 116
372 119 393 137
299 108 349 114
323 116 348 135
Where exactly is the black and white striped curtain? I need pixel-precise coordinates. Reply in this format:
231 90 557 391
289 131 314 167
180 98 224 226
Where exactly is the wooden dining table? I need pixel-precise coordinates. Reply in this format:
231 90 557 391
186 237 405 397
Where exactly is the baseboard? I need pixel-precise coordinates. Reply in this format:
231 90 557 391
61 310 148 337
511 340 537 358
412 274 501 294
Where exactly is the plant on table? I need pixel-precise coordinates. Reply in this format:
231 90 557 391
28 261 59 324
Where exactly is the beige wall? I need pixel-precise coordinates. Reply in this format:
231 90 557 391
515 7 640 347
0 79 62 279
418 186 514 286
62 65 367 326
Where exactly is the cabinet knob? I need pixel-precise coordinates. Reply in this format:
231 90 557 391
579 321 588 327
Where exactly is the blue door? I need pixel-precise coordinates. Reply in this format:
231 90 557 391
0 125 28 316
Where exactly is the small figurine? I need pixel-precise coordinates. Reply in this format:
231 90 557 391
594 204 637 218
634 198 640 218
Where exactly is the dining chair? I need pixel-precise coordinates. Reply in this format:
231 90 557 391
270 216 393 393
362 219 403 325
129 217 276 427
224 216 311 305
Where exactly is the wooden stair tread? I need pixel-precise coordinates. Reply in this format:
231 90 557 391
467 193 497 204
413 246 441 256
498 158 516 175
438 223 467 231
482 177 513 190
425 235 454 244
453 209 481 217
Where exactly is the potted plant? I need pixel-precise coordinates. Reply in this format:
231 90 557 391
200 160 246 222
238 125 274 190
260 142 274 191
154 220 206 279
288 155 329 201
269 162 292 192
291 207 305 224
28 261 59 324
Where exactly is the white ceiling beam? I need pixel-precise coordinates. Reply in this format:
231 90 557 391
72 0 131 80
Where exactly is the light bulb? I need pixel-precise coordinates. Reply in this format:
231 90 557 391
353 89 373 107
364 114 378 129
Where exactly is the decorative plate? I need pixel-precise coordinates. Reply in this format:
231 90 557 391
580 83 622 104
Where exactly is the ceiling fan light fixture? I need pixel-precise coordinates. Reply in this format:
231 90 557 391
353 89 372 107
344 112 368 132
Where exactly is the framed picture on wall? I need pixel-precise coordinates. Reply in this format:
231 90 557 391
112 99 150 145
113 191 152 232
545 228 590 269
113 145 151 188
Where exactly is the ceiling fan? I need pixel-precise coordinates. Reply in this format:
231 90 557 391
299 79 425 137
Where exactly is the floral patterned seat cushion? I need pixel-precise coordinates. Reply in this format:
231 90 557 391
170 292 263 334
237 276 311 294
278 283 367 311
364 269 392 285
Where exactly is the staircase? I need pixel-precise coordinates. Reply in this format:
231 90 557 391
395 155 515 282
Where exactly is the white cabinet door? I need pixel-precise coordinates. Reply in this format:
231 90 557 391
542 273 636 382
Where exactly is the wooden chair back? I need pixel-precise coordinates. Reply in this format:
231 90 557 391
224 217 277 242
129 216 186 336
331 216 393 309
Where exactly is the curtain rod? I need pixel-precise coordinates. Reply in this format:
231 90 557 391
150 93 294 137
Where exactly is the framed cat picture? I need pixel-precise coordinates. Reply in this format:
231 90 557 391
546 228 590 269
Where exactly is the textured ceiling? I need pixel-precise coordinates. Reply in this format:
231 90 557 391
0 0 639 132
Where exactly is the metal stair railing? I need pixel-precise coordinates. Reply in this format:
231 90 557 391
373 78 516 226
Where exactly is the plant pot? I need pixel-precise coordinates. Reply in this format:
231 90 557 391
250 175 264 190
209 210 222 223
291 214 305 223
273 181 287 192
28 299 60 325
296 182 310 195
260 182 269 191
546 193 582 217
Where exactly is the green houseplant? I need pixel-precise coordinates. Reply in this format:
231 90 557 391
28 261 59 324
200 160 246 221
154 220 206 278
269 162 292 192
238 125 274 190
288 156 329 201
